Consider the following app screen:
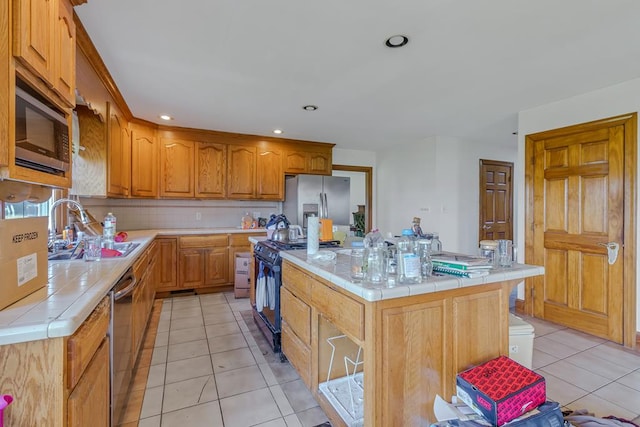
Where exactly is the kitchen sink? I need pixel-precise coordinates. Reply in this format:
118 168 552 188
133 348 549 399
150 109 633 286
48 242 140 261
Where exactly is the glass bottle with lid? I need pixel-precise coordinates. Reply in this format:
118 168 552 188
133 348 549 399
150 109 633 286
397 229 421 284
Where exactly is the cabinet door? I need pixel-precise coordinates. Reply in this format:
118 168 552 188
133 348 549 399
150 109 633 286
257 148 283 200
107 106 130 197
157 238 177 291
179 249 205 288
204 247 229 286
160 138 195 197
196 142 226 198
227 145 256 199
52 0 75 106
67 338 110 427
131 125 158 197
308 151 332 175
284 151 307 174
13 0 54 82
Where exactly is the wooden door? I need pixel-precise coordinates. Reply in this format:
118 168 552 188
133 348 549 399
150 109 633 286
196 142 226 198
256 148 283 199
67 338 110 427
525 114 637 345
107 106 128 197
179 249 205 288
160 138 195 197
157 238 177 291
204 247 229 286
13 0 53 82
131 124 158 197
52 0 75 106
227 145 256 199
479 160 513 241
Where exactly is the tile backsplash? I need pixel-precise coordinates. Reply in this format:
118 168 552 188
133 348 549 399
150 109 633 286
79 198 281 231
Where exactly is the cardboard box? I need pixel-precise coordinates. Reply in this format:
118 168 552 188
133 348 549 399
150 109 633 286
0 217 48 310
234 252 251 298
456 356 546 426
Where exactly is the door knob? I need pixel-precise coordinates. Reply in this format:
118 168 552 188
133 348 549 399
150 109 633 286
482 225 492 230
597 242 620 265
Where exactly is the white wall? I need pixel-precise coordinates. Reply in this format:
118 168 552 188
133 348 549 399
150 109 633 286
517 76 640 332
375 136 517 253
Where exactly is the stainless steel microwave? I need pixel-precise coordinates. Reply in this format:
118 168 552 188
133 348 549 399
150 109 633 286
15 86 70 174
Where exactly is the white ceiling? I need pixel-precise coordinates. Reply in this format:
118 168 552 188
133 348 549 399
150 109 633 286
75 0 640 151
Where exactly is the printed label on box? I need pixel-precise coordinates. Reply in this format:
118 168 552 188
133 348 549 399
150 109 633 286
17 253 38 286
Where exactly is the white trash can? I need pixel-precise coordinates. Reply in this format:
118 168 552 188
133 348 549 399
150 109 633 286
509 313 535 369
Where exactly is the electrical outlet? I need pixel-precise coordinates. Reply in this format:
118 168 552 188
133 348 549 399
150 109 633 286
419 207 431 213
509 345 519 354
195 212 202 221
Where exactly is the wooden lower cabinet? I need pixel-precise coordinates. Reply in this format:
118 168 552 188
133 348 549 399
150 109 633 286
67 338 110 427
0 296 111 426
281 259 515 427
157 233 264 294
157 237 178 291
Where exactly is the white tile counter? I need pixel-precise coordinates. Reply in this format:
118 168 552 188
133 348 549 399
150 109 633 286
279 248 545 302
0 228 265 346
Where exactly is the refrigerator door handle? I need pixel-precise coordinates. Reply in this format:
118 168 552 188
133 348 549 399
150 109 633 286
323 193 329 219
318 193 324 218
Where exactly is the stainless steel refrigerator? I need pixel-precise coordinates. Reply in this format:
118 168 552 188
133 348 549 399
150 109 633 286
283 175 351 231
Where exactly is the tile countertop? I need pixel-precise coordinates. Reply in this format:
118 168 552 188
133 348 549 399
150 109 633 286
277 247 545 303
0 228 266 346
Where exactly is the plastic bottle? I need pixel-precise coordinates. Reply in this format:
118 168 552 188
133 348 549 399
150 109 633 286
103 212 116 249
397 229 421 284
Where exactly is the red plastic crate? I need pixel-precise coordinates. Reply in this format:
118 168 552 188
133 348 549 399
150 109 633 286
456 356 546 426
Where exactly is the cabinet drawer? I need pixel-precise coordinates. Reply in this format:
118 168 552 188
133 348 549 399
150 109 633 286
282 262 311 301
282 322 311 388
311 281 364 343
229 233 264 246
67 296 111 389
281 287 311 345
179 235 228 248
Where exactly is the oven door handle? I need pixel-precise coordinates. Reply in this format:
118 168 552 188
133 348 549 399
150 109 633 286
113 270 137 301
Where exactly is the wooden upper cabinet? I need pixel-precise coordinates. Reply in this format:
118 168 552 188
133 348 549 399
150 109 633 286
52 0 75 106
107 105 130 197
284 151 307 174
284 147 332 175
196 142 226 198
227 145 256 199
257 147 283 200
131 123 158 198
13 0 76 107
13 0 54 83
308 151 332 175
160 138 195 197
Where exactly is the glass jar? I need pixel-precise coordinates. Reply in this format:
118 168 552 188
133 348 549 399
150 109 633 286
417 239 433 278
365 246 384 283
397 229 421 284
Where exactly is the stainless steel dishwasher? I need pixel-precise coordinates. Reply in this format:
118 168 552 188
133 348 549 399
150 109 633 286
110 267 137 427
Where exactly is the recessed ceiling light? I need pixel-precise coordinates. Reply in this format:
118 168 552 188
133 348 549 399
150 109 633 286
385 35 409 48
273 129 283 135
302 105 318 111
159 114 173 121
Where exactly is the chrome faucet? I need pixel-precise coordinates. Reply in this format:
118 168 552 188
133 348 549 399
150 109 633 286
48 198 90 248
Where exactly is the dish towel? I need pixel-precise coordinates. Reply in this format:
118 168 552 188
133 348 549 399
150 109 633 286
267 270 276 310
256 261 266 312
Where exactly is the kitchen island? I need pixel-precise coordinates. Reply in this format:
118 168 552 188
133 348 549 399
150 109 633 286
278 249 544 427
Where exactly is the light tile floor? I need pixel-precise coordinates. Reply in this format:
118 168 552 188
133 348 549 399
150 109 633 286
137 292 329 427
137 293 640 426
